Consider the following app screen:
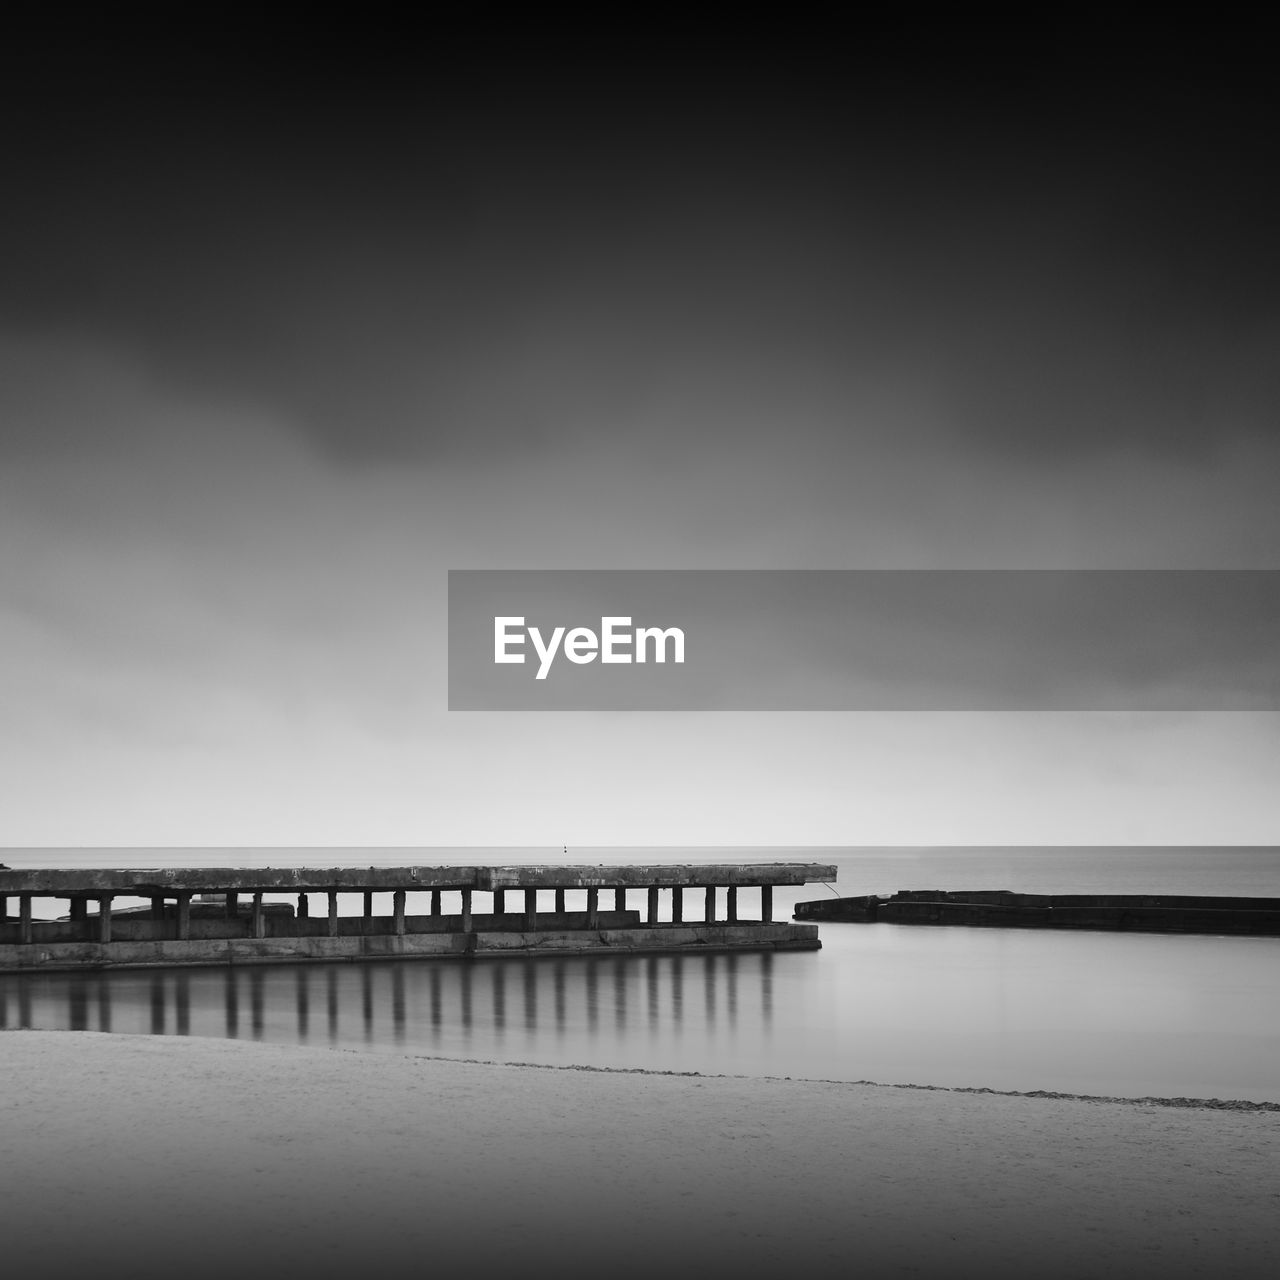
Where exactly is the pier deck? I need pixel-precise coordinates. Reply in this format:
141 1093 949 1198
0 863 833 972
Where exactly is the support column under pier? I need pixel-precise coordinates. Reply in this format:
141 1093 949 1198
328 891 339 938
704 886 716 924
761 885 772 923
525 888 537 931
20 894 33 944
252 892 265 939
393 890 406 936
727 886 738 923
461 888 473 931
647 885 659 925
672 886 683 924
98 896 113 944
177 893 191 940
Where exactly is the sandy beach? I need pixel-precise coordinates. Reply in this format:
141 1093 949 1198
3 1030 1277 1279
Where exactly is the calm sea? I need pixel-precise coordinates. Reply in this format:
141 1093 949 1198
3 846 1279 1101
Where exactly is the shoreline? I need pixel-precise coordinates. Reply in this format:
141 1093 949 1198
10 1024 1277 1111
243 1039 1280 1111
5 1029 1278 1279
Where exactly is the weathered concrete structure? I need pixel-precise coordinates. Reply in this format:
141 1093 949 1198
0 863 833 972
794 888 1280 936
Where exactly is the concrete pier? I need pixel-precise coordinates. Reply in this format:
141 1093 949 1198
794 888 1280 936
0 863 833 972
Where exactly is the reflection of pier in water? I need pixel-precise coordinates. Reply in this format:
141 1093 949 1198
0 951 774 1063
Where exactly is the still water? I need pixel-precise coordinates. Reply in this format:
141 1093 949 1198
3 847 1279 1101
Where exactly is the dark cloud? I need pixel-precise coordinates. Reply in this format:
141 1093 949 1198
2 14 1277 471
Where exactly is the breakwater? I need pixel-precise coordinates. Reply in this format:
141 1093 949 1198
0 862 832 972
793 889 1280 935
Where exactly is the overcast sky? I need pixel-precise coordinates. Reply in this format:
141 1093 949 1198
2 16 1278 846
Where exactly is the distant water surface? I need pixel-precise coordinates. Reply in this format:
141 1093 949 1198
3 847 1279 1101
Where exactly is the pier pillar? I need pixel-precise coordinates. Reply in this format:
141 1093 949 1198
363 891 374 919
151 895 166 921
177 893 191 940
494 888 506 916
615 888 627 911
727 886 738 923
554 888 565 913
461 888 473 931
672 886 683 924
328 891 339 938
525 888 537 931
20 894 33 944
704 885 716 924
393 889 406 936
225 892 238 920
98 896 113 944
431 889 442 916
70 897 87 922
761 885 773 923
0 895 6 921
586 887 599 928
298 894 309 918
252 893 265 939
647 885 659 925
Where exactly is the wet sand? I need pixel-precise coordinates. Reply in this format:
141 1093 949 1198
3 1030 1277 1279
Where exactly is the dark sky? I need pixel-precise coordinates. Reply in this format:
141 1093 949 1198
2 15 1278 844
6 16 1277 467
